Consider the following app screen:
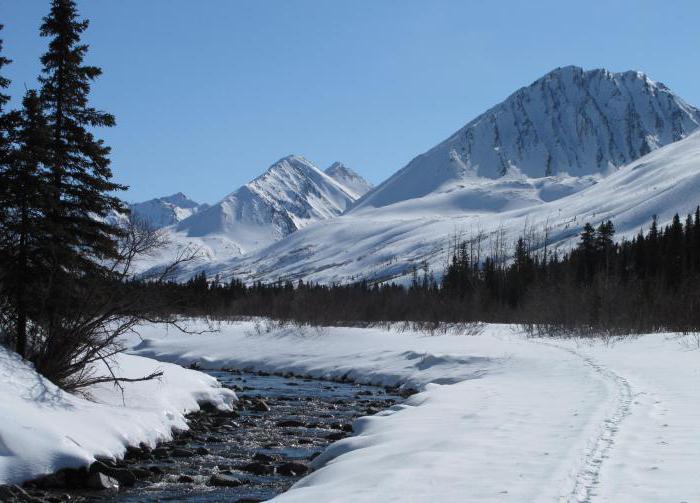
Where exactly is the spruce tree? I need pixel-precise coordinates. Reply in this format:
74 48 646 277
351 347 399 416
38 0 127 316
0 25 10 113
666 214 684 288
0 24 17 218
577 223 597 283
0 91 52 357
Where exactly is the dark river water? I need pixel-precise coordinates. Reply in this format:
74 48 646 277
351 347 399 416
39 370 401 502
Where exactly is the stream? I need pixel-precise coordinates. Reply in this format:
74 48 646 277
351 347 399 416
30 370 402 503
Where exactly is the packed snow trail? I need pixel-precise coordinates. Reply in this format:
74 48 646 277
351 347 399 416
131 322 700 502
536 342 633 502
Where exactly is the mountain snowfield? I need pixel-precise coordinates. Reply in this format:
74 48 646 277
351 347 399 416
151 66 700 284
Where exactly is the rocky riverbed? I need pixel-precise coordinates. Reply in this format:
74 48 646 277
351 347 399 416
2 370 404 502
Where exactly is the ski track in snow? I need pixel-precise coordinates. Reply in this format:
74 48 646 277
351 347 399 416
542 342 633 503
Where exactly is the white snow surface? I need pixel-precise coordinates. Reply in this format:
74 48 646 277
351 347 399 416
131 321 700 502
190 128 700 285
0 347 235 485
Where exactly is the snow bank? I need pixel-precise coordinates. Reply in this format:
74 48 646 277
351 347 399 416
131 321 700 502
0 347 235 485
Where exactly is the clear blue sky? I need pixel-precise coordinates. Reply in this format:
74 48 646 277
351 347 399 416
2 0 699 203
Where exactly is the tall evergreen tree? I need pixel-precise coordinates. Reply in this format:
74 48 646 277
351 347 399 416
0 24 17 212
595 220 615 278
577 222 597 283
0 91 52 357
38 0 127 316
665 213 684 288
0 23 23 351
0 26 10 113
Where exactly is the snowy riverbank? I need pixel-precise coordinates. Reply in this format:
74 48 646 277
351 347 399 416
131 321 700 502
0 347 236 485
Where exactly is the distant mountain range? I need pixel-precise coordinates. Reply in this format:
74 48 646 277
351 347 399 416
172 155 371 254
134 66 700 284
129 158 372 270
129 192 209 228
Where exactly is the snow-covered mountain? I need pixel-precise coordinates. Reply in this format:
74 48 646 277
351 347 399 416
355 66 700 210
324 162 373 199
141 66 700 284
141 155 366 267
186 129 700 284
130 193 208 229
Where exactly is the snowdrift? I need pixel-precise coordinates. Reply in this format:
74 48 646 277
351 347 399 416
0 347 235 485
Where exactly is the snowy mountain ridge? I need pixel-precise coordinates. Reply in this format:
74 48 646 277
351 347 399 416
185 129 700 285
129 192 208 229
324 162 373 199
132 156 370 271
175 155 361 244
354 66 700 210
140 66 700 284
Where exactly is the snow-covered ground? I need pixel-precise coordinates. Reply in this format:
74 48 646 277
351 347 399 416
131 321 700 502
0 347 236 485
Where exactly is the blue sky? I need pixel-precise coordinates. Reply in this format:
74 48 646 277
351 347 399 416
2 0 699 203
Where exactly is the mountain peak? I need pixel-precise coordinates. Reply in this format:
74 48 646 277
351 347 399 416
273 154 312 166
129 192 207 229
174 155 363 251
355 66 700 210
325 162 351 177
160 192 200 208
324 162 373 198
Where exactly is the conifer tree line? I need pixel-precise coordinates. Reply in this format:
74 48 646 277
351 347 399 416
137 210 700 336
0 1 185 390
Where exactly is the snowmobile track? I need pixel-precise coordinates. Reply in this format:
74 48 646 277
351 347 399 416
541 342 633 503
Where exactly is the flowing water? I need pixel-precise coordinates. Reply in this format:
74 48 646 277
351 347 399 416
36 370 402 502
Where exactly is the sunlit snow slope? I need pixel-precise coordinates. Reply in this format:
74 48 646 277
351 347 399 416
198 129 700 284
143 66 700 283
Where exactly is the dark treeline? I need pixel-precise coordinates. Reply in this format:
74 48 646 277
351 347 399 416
134 209 700 336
